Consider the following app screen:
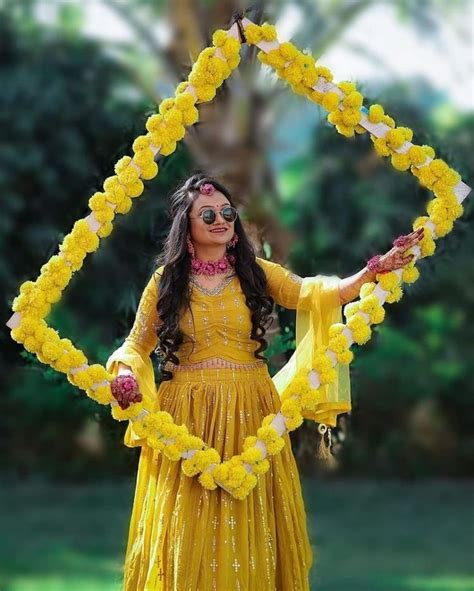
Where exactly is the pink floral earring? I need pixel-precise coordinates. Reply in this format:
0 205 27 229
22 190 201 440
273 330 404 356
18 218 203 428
226 233 238 249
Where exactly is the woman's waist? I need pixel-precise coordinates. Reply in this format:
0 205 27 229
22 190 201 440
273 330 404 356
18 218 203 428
162 356 270 382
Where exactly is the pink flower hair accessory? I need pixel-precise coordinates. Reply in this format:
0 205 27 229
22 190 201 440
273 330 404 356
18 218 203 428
199 183 215 196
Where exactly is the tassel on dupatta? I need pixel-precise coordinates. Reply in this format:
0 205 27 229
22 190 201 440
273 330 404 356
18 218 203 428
272 275 351 461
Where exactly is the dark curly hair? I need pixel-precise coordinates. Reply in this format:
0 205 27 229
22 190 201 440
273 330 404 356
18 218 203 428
154 172 274 381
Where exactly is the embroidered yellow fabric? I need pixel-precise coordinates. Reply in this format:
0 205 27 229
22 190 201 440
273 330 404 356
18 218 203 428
106 256 350 446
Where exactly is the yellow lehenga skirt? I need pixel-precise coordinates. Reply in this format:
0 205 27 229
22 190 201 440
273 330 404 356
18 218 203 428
122 364 313 591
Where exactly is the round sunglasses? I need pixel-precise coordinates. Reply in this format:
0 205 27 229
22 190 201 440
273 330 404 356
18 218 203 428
189 206 238 225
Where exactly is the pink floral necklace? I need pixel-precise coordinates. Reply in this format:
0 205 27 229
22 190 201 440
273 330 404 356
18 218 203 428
190 252 235 276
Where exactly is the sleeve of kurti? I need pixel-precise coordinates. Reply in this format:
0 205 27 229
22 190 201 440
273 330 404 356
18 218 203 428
256 256 351 426
256 256 341 311
106 267 163 448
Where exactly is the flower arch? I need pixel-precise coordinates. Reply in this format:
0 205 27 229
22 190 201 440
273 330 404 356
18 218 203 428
6 17 471 500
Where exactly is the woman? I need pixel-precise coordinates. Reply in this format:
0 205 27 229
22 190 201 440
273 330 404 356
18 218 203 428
106 173 423 590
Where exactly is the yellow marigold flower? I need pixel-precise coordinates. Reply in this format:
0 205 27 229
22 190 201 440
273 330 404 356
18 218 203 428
241 446 263 465
328 333 350 353
327 110 342 125
343 91 363 109
88 191 108 211
266 436 285 455
181 106 199 126
373 137 391 157
315 65 333 81
199 470 218 490
115 158 140 186
45 288 62 304
408 145 427 166
132 135 151 152
329 322 345 337
283 62 303 85
441 169 461 186
140 162 159 181
402 266 420 283
347 315 371 344
378 272 399 291
103 176 126 203
301 389 319 410
368 104 385 123
370 306 385 325
341 109 361 127
94 207 115 224
19 315 41 335
337 124 355 137
244 23 263 45
97 222 113 238
70 368 95 390
382 114 396 128
413 216 428 231
337 350 354 365
260 48 286 69
285 413 304 431
87 384 114 405
322 91 340 112
23 336 41 353
391 152 411 171
159 140 177 156
219 37 241 60
133 148 155 168
163 108 183 128
212 29 228 47
145 113 163 134
11 326 27 343
360 282 376 298
227 54 241 70
279 42 299 61
360 294 381 314
385 128 406 150
174 91 195 111
195 84 217 102
397 126 414 142
429 159 450 178
433 219 454 237
165 123 186 142
162 444 183 461
281 398 301 416
344 301 360 319
158 97 175 114
261 23 277 41
338 81 356 95
114 196 132 215
385 286 403 304
124 179 144 199
41 340 62 362
243 435 258 451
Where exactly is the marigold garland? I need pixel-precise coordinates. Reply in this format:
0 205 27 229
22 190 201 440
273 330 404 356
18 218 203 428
6 18 471 500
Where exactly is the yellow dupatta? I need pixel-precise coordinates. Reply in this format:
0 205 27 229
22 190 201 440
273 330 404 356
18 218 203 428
271 274 351 453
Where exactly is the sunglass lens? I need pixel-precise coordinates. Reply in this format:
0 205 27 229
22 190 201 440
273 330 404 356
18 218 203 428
223 207 237 222
202 209 216 224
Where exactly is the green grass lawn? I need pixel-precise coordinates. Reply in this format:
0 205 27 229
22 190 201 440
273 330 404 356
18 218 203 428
0 477 472 591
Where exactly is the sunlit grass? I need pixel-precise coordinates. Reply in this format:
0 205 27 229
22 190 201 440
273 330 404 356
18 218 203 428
0 478 472 591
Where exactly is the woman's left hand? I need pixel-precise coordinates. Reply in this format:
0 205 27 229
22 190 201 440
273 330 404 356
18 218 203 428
370 227 425 274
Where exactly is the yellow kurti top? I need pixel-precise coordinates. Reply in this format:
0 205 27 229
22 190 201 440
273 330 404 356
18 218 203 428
106 256 349 591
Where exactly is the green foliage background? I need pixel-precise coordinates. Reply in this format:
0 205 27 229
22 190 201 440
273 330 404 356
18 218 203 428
1 5 473 483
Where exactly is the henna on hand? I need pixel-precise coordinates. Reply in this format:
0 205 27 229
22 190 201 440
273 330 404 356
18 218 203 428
371 227 424 273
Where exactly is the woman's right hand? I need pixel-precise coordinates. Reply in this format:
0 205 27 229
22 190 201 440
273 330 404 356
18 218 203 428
111 369 143 410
